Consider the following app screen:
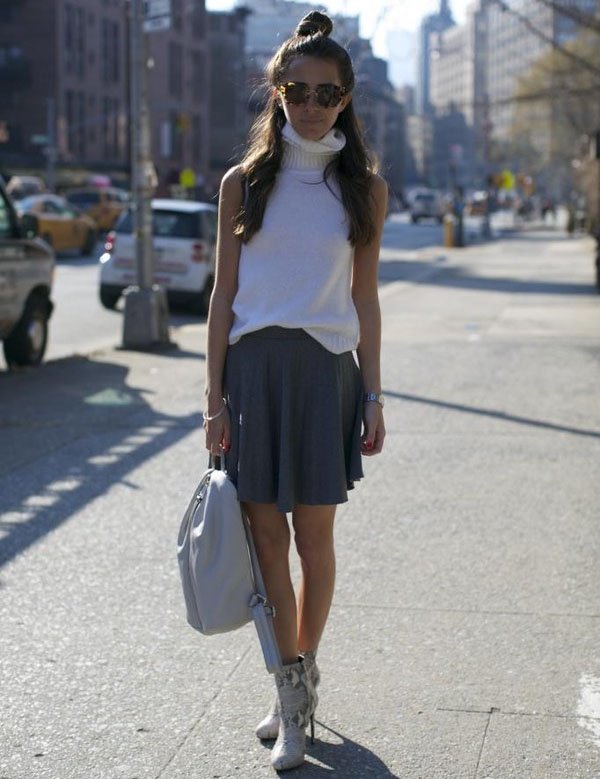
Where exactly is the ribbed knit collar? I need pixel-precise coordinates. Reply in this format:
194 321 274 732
282 121 346 170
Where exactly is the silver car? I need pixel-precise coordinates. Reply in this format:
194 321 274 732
410 191 444 224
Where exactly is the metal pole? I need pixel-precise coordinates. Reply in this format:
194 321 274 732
122 0 170 348
135 2 153 290
45 97 57 193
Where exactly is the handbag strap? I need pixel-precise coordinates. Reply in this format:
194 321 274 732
243 518 269 601
208 453 269 601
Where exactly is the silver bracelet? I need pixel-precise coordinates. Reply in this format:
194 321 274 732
203 398 227 423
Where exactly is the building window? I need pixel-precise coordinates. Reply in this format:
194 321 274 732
191 51 206 103
172 0 182 31
169 43 183 98
101 19 120 84
171 110 183 159
66 89 86 158
192 114 202 169
192 6 206 38
65 5 86 77
76 7 85 77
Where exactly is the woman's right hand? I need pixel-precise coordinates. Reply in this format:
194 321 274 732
203 404 231 456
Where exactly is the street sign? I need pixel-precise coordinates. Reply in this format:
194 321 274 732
144 0 171 32
31 134 48 145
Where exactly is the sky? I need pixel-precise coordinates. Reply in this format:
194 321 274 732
205 0 474 84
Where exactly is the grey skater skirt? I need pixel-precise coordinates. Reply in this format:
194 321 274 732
223 327 364 513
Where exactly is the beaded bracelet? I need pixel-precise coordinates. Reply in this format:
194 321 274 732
202 398 227 423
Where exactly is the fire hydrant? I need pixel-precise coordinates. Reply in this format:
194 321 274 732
443 214 455 247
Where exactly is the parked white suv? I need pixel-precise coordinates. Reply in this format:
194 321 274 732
99 199 217 314
409 191 444 224
0 178 55 367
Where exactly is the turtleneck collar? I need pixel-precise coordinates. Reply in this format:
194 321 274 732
282 121 346 170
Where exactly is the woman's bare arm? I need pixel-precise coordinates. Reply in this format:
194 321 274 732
351 174 388 454
204 166 243 453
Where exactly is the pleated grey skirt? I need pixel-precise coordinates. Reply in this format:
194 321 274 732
224 327 364 513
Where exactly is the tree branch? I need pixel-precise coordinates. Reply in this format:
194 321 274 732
489 0 600 77
531 0 600 35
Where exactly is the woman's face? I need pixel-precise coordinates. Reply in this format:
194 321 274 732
276 56 351 141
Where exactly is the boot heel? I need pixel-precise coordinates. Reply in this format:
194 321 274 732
310 715 315 744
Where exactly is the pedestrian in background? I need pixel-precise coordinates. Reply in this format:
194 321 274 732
203 10 386 771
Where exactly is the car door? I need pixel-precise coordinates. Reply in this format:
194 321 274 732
38 198 69 251
0 188 53 339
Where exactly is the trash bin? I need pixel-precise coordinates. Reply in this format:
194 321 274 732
443 214 455 247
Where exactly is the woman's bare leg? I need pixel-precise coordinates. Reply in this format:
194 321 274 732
243 501 298 664
292 504 337 652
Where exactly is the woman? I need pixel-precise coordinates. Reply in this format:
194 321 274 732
204 10 386 771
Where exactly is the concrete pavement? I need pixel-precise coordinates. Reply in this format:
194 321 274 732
1 227 599 778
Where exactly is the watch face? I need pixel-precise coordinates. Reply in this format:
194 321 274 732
364 393 384 407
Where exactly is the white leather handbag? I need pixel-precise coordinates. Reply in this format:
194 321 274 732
177 460 282 673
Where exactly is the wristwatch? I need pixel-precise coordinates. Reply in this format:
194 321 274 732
363 392 384 408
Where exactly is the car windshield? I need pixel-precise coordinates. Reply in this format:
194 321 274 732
16 196 40 211
116 209 202 239
416 194 435 203
67 192 100 206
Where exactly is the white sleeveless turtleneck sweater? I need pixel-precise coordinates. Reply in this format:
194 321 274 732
228 122 359 355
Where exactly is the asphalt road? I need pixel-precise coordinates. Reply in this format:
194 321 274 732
1 221 599 778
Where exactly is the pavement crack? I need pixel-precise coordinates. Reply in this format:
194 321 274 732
154 644 252 779
473 707 495 778
336 603 600 620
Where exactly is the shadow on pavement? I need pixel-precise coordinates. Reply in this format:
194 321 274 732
0 354 201 574
425 265 594 295
271 722 400 778
386 390 600 440
379 256 446 285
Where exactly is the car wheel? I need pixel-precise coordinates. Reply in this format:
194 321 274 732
42 233 53 249
194 275 214 316
82 229 97 256
3 294 50 367
437 216 444 224
99 285 120 310
410 215 418 224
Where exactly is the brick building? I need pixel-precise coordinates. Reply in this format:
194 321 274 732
0 0 210 191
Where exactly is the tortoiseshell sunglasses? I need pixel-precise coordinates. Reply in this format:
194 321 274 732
277 81 347 108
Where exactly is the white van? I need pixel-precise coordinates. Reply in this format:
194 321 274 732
99 199 217 314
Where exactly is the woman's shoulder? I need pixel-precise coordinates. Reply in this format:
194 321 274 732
368 173 388 199
220 164 245 193
368 174 389 213
219 165 245 211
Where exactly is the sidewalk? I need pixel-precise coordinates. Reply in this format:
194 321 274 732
1 231 599 778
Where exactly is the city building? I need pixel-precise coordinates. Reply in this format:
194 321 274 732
415 0 455 117
349 38 405 198
0 0 211 192
146 0 210 196
207 7 251 194
406 114 433 185
0 0 129 182
429 1 487 188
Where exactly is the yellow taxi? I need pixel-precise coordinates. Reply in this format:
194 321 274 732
17 194 98 255
65 187 130 232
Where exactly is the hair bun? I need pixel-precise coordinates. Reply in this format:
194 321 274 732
295 11 333 38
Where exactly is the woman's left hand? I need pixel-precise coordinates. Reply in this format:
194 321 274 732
361 402 385 455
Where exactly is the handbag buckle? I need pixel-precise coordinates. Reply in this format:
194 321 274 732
250 592 276 619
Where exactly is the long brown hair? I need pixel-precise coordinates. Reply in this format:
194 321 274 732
233 11 379 247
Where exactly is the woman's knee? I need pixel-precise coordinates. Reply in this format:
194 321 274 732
245 503 290 565
294 528 335 571
292 505 336 568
